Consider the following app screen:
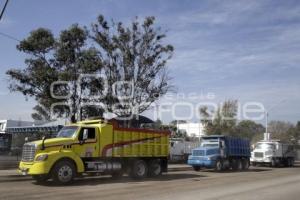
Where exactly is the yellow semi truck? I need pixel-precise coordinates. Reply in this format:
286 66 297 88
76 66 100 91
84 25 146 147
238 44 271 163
19 119 170 184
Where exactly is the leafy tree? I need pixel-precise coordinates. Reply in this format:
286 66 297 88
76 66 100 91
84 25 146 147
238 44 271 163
90 15 174 119
200 99 238 135
6 25 104 122
232 120 265 143
268 120 297 143
153 119 163 129
7 15 174 124
286 121 300 145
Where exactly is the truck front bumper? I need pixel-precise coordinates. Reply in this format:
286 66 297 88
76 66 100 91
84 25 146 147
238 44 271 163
187 159 216 168
250 157 272 164
19 161 50 175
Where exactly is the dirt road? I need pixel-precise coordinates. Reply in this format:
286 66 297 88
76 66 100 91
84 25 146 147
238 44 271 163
0 165 299 200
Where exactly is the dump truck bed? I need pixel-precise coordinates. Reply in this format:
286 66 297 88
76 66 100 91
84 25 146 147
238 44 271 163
99 123 170 158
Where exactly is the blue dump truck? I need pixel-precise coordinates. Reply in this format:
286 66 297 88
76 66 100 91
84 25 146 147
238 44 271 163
188 135 251 171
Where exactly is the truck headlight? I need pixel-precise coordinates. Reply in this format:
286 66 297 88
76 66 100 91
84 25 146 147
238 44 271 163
35 154 48 162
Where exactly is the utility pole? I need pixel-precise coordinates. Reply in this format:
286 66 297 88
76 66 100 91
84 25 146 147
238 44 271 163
265 111 268 134
264 99 286 141
0 0 9 21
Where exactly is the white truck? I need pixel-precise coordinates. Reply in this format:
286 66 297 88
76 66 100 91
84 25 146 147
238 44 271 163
251 140 296 167
169 138 199 162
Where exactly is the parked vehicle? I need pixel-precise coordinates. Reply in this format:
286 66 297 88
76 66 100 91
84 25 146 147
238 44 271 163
169 138 200 162
19 119 170 184
188 135 251 171
251 140 296 167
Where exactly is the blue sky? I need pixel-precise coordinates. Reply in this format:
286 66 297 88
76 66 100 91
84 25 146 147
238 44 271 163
0 0 300 123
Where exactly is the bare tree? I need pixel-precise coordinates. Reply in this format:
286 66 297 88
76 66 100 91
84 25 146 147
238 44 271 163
91 15 174 119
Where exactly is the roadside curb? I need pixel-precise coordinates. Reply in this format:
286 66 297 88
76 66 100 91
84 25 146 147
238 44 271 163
0 161 19 170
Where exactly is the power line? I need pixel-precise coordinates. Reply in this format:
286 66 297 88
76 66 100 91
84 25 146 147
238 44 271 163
0 31 20 42
0 0 9 21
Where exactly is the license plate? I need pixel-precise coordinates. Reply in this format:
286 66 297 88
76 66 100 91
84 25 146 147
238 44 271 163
21 169 28 175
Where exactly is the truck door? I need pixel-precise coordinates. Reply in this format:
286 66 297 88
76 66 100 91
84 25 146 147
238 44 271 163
74 127 99 158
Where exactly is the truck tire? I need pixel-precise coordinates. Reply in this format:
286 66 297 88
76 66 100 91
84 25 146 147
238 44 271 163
287 158 294 167
193 166 201 171
130 160 148 179
215 159 223 172
270 158 277 167
51 160 76 185
242 159 250 170
231 159 237 170
32 175 49 183
148 160 162 177
237 159 243 171
290 158 295 167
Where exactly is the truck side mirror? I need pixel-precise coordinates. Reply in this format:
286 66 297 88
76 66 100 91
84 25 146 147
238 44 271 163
82 129 88 141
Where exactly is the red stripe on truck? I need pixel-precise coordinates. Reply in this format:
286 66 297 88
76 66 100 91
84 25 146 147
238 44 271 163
101 136 163 157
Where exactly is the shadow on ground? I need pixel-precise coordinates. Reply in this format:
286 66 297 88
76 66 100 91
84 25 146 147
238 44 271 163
38 173 206 187
0 174 32 183
197 167 273 173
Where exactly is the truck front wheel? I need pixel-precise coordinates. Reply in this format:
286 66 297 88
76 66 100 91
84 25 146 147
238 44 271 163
130 160 148 179
51 160 76 185
193 166 201 171
215 160 223 172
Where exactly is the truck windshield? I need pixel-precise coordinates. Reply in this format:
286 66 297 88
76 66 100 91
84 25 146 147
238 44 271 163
255 143 275 150
56 126 78 138
200 139 219 148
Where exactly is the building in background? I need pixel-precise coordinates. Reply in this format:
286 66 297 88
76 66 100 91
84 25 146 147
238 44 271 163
176 122 205 138
0 120 34 134
0 119 66 153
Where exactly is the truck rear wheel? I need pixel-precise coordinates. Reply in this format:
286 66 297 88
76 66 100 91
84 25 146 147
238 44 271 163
148 160 162 177
287 158 294 167
51 160 76 185
242 159 250 170
231 159 242 171
237 159 243 171
270 158 277 167
130 160 148 179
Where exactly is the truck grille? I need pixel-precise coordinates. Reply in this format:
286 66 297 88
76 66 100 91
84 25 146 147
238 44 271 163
22 143 36 162
193 150 205 156
254 152 264 158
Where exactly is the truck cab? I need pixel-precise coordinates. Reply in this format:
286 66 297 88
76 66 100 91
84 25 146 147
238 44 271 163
19 122 102 184
251 140 295 167
188 135 250 171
